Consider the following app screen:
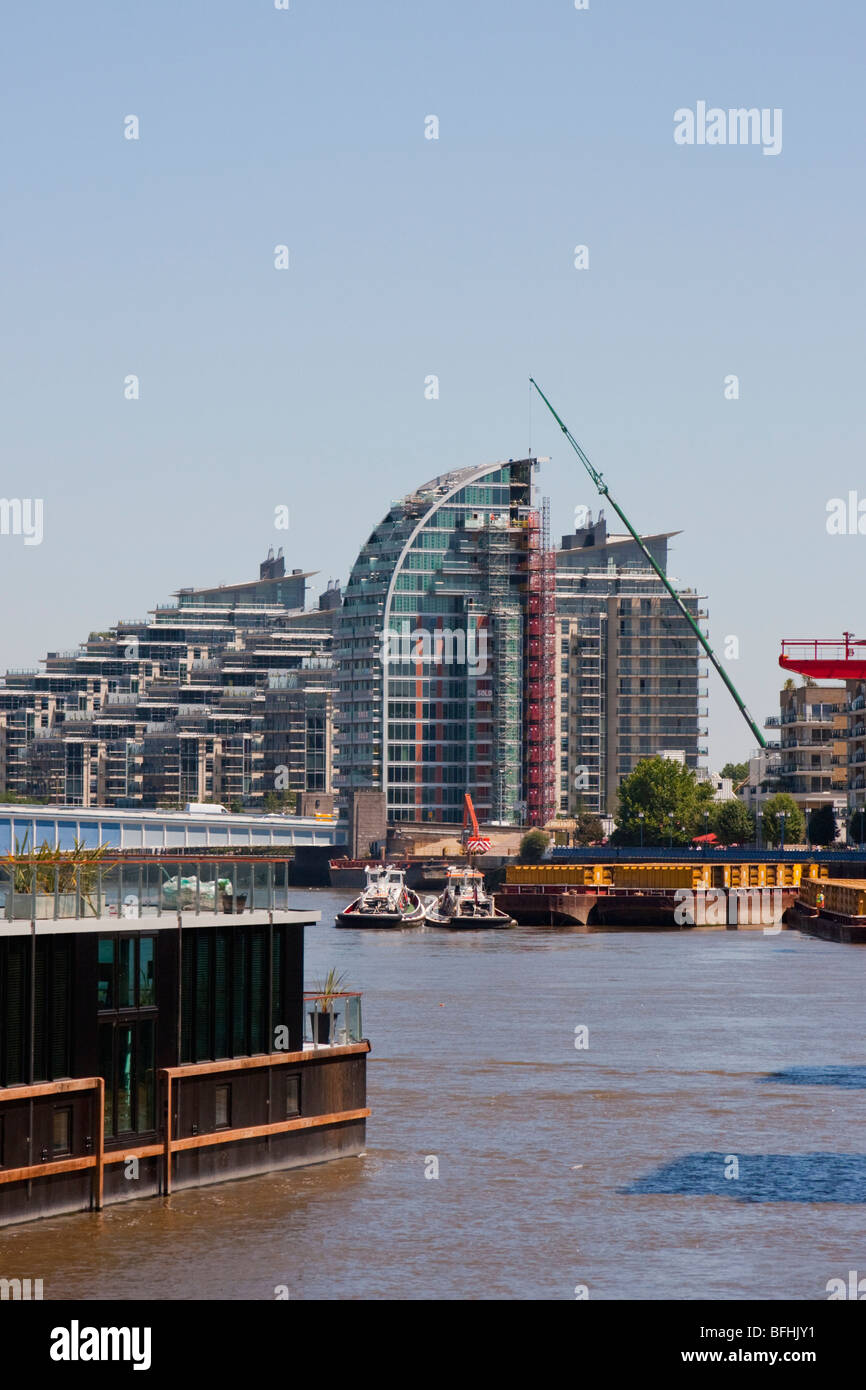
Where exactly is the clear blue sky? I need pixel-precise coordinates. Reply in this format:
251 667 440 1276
1 1 864 767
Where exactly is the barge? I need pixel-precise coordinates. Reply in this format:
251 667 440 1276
0 853 369 1228
787 877 866 944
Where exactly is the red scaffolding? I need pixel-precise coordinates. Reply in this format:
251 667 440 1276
524 503 558 826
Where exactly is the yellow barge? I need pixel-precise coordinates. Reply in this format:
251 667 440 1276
505 862 826 890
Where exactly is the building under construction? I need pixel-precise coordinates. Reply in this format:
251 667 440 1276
555 511 706 816
335 459 557 827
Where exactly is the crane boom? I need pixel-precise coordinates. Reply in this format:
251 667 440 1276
462 793 481 839
529 378 767 750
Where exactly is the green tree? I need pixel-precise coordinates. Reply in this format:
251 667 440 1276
711 798 755 845
612 757 715 846
519 829 550 862
719 761 749 785
573 812 605 845
807 804 837 846
848 808 866 844
761 794 804 847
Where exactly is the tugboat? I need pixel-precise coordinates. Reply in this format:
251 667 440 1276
336 865 427 927
425 866 516 928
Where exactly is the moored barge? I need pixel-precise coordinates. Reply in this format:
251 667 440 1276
0 853 369 1228
787 877 866 944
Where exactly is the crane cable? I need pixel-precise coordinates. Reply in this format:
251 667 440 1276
529 378 767 750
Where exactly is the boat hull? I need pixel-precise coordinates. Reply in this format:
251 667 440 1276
425 906 515 929
335 892 426 928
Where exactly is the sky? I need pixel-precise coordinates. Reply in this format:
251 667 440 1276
1 0 864 769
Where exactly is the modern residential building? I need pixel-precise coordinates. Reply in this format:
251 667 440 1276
0 554 338 810
334 459 557 826
555 511 706 816
761 681 848 828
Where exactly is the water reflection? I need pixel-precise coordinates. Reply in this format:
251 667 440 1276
622 1151 866 1203
760 1065 866 1089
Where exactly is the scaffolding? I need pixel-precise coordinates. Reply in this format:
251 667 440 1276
524 503 558 827
485 523 523 823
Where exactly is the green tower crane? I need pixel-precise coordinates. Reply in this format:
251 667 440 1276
529 378 767 751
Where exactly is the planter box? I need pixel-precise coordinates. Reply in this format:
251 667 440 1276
7 893 98 920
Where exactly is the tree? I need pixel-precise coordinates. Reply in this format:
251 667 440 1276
229 800 243 815
761 794 804 847
612 756 715 846
719 761 749 785
573 812 604 846
848 808 866 844
808 804 837 846
711 798 755 845
519 829 550 862
263 789 297 813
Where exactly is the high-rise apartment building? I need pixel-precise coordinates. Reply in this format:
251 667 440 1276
335 460 556 825
555 511 706 815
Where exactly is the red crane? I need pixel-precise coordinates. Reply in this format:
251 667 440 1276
462 794 491 855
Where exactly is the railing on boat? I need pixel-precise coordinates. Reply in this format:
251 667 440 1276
302 992 364 1048
0 855 297 921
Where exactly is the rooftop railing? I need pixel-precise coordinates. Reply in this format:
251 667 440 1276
0 856 296 922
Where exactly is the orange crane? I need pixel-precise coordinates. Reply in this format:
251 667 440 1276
462 794 491 856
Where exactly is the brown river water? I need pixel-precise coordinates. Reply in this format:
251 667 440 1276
3 889 865 1300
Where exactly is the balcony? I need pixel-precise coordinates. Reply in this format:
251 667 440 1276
303 992 364 1049
0 855 303 924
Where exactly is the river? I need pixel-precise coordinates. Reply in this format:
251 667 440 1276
4 890 865 1300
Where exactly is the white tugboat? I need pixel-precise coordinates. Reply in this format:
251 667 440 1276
336 865 426 927
425 866 515 928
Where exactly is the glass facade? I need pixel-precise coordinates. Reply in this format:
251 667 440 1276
180 923 291 1064
336 460 553 824
97 932 158 1136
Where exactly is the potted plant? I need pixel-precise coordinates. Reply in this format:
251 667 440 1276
5 834 117 919
308 968 347 1045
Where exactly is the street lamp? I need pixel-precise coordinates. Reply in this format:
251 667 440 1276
703 808 710 854
638 810 645 850
756 810 762 852
668 811 674 850
779 809 787 854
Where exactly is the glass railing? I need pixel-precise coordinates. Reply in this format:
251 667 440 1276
0 856 294 921
302 992 364 1048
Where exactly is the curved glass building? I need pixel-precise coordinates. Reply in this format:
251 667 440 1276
335 459 556 826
